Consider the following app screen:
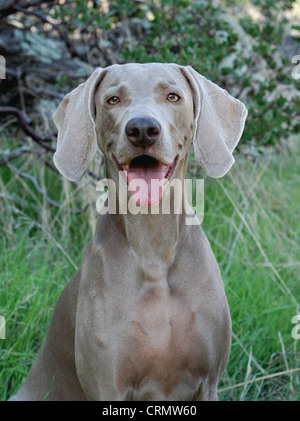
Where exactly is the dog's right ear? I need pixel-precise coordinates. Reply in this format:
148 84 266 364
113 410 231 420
53 68 105 182
181 66 247 178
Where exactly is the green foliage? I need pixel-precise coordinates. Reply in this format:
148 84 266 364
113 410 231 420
122 1 239 77
243 86 299 146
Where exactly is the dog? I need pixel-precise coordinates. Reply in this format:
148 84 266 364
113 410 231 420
10 63 247 401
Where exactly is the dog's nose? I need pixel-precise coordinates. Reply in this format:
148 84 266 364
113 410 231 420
125 118 161 148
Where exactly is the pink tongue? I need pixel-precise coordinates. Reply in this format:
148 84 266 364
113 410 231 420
127 163 167 206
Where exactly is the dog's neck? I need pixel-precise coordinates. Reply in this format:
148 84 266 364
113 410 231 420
106 158 187 282
125 209 184 281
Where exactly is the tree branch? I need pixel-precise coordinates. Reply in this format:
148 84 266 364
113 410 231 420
0 106 101 180
0 106 56 152
0 145 31 165
0 0 51 18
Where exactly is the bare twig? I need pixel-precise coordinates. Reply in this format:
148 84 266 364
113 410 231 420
0 145 31 165
0 107 101 180
0 106 56 152
0 0 55 19
8 162 61 207
7 162 91 214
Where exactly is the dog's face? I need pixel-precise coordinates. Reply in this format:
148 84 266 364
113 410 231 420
53 63 247 204
95 64 194 206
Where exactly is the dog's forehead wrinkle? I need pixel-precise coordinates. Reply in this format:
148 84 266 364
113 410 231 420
153 80 183 94
105 63 184 91
104 83 131 97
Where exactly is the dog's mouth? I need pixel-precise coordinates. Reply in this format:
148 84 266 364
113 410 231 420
112 154 179 206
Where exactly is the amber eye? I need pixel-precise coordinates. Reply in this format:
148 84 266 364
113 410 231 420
167 93 180 102
107 96 120 105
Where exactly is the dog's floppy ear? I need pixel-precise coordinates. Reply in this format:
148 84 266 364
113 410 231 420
182 66 247 178
53 68 105 182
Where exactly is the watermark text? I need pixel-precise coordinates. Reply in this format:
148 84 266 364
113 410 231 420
0 315 5 339
96 174 204 225
0 55 6 79
291 55 300 80
291 315 300 340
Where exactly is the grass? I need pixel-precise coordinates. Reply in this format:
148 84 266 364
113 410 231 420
202 138 300 400
0 135 300 401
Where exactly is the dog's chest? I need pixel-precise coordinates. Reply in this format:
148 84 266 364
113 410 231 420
114 284 208 399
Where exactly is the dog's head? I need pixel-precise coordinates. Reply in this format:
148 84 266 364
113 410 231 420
53 63 247 206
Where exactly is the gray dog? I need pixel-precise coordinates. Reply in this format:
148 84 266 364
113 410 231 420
10 63 247 401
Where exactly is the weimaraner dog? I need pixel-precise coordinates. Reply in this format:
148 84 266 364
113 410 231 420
10 63 247 401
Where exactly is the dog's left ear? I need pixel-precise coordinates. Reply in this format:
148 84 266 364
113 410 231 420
181 66 248 178
53 68 105 182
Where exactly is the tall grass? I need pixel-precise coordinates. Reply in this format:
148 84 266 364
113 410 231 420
202 138 300 400
0 135 299 401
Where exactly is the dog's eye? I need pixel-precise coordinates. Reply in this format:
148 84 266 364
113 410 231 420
107 96 120 105
167 93 180 102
